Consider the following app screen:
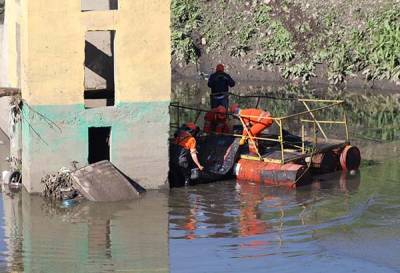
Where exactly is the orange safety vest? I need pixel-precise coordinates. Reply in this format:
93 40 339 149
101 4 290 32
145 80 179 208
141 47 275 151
204 110 229 134
175 130 196 150
240 109 273 128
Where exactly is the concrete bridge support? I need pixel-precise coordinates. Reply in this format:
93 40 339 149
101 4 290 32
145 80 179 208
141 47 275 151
1 0 171 192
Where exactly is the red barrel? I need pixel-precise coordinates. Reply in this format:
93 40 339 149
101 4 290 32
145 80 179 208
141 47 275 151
340 145 361 171
235 159 311 188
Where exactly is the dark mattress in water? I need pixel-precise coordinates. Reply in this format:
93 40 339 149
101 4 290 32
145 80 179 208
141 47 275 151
197 135 240 176
169 135 240 187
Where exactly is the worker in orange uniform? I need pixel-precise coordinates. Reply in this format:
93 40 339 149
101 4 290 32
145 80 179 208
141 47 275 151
174 122 204 185
230 104 273 155
203 105 230 134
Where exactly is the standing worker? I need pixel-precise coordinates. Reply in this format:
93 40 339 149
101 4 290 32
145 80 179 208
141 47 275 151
203 105 230 134
173 122 204 185
208 64 235 109
230 104 273 155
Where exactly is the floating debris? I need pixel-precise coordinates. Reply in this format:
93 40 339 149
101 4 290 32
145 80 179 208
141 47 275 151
41 168 80 201
42 161 145 202
71 160 144 202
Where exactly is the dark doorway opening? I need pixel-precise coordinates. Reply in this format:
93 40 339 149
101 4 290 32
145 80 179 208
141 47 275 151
88 127 111 164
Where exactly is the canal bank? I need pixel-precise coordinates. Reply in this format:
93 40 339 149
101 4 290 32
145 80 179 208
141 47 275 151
171 0 400 90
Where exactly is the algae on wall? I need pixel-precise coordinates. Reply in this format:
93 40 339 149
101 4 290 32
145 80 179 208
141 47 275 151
171 0 400 86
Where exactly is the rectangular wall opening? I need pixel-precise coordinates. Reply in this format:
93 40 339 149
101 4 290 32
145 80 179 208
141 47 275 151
84 30 115 108
88 127 111 164
81 0 118 11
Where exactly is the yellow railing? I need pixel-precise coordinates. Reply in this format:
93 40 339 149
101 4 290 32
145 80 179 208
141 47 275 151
170 98 349 164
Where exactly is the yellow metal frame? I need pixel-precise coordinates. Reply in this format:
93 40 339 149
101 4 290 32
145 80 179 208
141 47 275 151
170 98 349 164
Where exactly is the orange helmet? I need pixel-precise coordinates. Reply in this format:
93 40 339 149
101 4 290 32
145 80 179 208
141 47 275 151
216 64 224 72
230 103 240 114
215 105 227 114
185 122 197 131
214 105 227 120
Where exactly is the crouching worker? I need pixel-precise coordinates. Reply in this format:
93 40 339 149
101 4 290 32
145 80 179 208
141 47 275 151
230 104 273 155
203 105 230 134
173 122 204 186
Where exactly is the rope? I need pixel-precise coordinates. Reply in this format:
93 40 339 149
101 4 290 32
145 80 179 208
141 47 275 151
292 143 318 186
228 92 297 101
209 91 297 101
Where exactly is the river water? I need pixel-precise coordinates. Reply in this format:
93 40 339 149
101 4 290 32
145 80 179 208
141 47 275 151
0 82 399 272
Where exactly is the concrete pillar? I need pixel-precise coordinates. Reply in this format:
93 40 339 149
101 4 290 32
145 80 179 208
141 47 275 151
3 0 171 192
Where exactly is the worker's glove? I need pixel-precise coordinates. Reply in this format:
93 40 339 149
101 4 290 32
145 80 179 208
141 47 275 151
239 137 248 146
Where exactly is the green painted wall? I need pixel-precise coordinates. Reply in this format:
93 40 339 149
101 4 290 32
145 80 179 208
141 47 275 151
21 101 170 193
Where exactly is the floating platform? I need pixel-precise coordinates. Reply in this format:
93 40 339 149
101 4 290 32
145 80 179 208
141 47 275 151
169 98 362 189
236 140 361 187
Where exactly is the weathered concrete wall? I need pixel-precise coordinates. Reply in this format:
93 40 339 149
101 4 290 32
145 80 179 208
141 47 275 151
0 24 11 137
21 0 170 105
3 0 171 192
1 0 21 89
0 97 10 137
0 23 11 137
22 102 169 193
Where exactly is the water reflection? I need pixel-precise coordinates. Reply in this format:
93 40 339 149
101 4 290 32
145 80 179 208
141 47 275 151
0 189 169 273
169 161 400 272
169 171 361 241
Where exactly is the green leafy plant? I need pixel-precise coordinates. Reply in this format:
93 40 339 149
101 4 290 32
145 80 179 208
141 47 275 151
256 21 295 67
230 24 256 57
281 62 316 83
171 0 202 63
254 4 272 25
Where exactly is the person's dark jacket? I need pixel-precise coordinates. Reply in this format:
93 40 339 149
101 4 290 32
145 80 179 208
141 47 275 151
208 72 235 94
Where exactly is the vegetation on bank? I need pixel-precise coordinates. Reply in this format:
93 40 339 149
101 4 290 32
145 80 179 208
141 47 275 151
171 0 400 85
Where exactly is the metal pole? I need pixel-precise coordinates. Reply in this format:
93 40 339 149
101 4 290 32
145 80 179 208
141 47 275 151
298 98 344 103
302 101 328 142
278 119 285 164
177 102 180 127
301 124 305 154
344 112 349 142
279 101 343 120
300 119 346 124
313 120 317 146
239 116 263 161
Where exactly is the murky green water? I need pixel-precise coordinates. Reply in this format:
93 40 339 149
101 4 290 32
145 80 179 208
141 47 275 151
0 82 399 272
